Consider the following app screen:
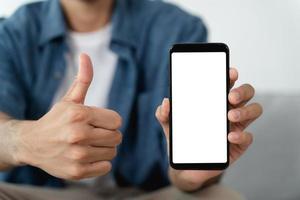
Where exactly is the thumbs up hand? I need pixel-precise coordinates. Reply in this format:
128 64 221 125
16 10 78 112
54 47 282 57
16 54 122 180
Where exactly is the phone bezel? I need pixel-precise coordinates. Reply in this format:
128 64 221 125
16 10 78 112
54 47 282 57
169 43 230 170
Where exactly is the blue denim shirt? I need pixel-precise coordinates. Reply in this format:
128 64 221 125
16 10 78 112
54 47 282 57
0 0 207 190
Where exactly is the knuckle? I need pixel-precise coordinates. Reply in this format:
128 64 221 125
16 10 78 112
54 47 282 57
67 128 86 144
250 103 263 118
255 103 263 114
70 148 88 161
110 111 122 129
69 164 85 180
247 132 254 145
104 162 112 173
106 148 117 160
244 83 255 94
111 148 117 158
100 162 112 175
68 107 87 123
113 131 123 146
243 108 250 118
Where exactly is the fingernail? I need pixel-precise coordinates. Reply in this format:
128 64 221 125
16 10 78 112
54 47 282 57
232 91 241 102
162 98 168 107
230 133 240 140
232 110 241 120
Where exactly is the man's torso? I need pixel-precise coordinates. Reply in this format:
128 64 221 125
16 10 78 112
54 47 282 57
0 0 207 190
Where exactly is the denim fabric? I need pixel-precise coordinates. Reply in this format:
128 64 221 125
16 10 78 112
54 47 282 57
0 0 207 190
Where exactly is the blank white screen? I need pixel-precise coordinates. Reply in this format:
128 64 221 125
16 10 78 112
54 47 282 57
172 52 227 163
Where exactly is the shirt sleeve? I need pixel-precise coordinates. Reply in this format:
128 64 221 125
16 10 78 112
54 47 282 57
0 23 27 119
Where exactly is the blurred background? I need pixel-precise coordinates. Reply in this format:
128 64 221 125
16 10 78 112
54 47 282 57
1 0 300 199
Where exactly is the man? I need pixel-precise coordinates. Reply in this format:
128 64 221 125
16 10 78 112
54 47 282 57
0 0 262 199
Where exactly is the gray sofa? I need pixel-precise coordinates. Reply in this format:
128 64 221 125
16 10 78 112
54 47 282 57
223 94 300 200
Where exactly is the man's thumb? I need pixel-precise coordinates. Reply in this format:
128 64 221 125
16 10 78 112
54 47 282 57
63 53 93 104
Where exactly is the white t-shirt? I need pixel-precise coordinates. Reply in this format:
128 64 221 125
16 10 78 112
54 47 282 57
51 24 118 186
52 24 117 108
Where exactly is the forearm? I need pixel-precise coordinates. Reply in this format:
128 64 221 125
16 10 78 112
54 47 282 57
0 113 24 171
169 167 223 192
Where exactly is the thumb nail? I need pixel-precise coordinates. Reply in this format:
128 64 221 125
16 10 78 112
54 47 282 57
162 98 168 107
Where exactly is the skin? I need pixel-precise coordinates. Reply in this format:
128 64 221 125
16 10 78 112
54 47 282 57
156 68 263 191
0 0 263 192
0 54 123 180
60 0 115 32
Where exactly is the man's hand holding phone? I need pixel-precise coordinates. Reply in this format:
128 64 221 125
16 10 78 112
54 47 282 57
156 68 263 191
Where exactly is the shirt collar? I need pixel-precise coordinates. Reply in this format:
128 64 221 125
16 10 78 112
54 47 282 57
39 0 67 46
110 0 138 48
38 0 138 49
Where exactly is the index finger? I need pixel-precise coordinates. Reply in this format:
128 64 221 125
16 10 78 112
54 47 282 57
229 67 238 89
229 84 255 106
88 107 122 130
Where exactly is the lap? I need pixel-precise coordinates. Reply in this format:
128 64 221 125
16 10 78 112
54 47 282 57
0 182 145 200
0 182 100 200
0 182 244 200
133 185 245 200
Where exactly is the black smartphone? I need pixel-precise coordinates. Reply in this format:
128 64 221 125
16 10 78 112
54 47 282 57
169 43 229 170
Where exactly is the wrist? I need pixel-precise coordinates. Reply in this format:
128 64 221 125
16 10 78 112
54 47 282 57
169 167 204 192
8 120 35 166
169 167 223 192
